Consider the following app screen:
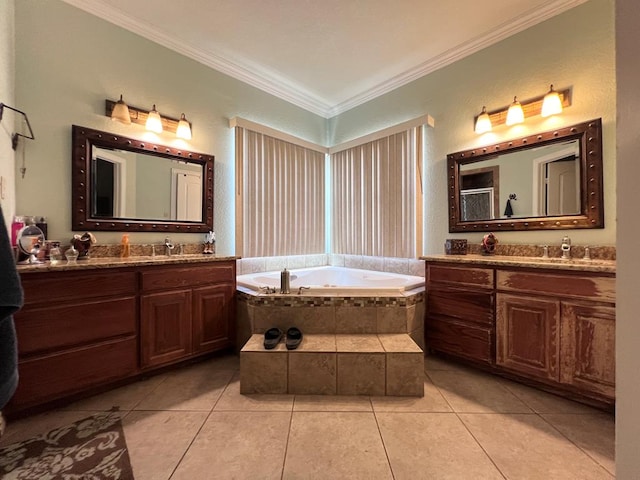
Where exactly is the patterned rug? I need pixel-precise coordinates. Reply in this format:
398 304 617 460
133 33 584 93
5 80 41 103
0 410 134 479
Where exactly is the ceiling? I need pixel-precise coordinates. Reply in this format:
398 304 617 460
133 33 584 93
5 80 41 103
62 0 586 118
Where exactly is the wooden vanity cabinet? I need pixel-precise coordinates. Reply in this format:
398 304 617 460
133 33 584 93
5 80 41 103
496 269 615 400
10 269 139 411
425 260 615 404
140 262 236 369
9 259 236 415
425 264 495 364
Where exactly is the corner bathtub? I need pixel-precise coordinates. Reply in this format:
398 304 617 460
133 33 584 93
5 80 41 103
237 266 424 295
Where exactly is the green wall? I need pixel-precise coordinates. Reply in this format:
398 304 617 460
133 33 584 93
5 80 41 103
329 0 615 252
14 0 326 254
0 0 15 227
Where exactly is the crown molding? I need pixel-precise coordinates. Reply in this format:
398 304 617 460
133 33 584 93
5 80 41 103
62 0 587 119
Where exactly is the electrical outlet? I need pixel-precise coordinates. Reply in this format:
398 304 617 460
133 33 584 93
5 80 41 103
0 176 5 200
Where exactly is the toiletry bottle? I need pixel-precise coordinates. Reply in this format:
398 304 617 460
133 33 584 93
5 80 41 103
10 216 24 246
35 216 48 240
120 234 131 258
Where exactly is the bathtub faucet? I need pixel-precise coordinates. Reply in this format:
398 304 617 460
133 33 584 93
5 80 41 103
297 286 310 295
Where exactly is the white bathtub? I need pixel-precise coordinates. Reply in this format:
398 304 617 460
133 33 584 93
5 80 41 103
237 266 424 295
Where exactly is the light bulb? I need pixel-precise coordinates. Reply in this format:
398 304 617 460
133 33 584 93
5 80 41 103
474 106 492 134
146 104 163 133
506 97 524 126
541 85 563 117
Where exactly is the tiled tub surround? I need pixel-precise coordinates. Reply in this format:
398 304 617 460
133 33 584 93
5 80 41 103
238 289 425 397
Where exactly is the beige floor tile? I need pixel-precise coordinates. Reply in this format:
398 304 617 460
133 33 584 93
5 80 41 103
134 366 234 411
460 413 614 479
283 412 393 479
428 369 532 413
171 411 291 480
0 409 121 446
122 410 208 480
501 380 606 414
62 374 167 412
214 373 294 411
376 412 503 479
371 378 452 413
294 395 372 411
542 413 615 475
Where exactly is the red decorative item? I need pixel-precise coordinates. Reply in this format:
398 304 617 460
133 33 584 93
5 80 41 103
481 233 498 255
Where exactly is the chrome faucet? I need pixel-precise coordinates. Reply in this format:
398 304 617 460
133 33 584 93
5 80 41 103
164 237 175 256
561 236 571 259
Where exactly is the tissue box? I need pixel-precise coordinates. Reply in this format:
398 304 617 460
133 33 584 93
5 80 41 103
445 239 467 255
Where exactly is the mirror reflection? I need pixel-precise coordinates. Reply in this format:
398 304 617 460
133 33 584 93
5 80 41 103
459 139 580 221
92 146 204 222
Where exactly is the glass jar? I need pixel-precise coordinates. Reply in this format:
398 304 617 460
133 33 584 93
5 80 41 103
65 245 79 263
49 244 63 264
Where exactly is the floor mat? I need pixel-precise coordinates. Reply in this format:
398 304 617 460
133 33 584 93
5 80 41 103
0 409 134 479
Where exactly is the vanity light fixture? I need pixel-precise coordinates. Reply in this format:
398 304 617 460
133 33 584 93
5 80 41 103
541 84 563 117
474 106 492 134
145 104 163 133
176 113 192 140
110 94 131 125
474 86 572 133
505 97 524 126
105 98 192 138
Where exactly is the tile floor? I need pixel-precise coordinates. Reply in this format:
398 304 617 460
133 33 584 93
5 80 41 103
0 354 615 479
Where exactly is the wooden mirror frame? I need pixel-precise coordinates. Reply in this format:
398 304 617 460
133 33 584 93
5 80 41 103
72 125 214 233
447 118 604 232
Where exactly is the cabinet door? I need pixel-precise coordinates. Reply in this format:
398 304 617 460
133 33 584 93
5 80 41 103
192 283 235 353
496 293 560 381
141 290 192 368
561 302 615 399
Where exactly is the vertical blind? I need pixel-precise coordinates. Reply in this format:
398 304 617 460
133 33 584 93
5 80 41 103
330 127 422 258
235 127 325 257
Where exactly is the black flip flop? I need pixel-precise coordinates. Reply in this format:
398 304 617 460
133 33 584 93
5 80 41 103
263 327 283 350
286 327 303 350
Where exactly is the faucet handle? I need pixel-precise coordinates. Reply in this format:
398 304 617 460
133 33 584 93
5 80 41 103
540 245 549 258
583 245 591 260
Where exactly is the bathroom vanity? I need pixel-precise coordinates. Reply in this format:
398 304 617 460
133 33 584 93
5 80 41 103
7 256 236 415
424 255 615 407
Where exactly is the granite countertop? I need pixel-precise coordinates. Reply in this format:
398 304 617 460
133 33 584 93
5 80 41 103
17 254 238 273
421 254 616 274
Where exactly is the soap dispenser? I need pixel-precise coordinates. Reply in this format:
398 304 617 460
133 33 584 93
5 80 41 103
120 234 131 258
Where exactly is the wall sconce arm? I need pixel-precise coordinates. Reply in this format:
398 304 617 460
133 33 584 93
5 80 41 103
0 102 36 150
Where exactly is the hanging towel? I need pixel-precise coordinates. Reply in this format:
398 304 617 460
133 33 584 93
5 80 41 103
503 199 514 217
0 206 23 409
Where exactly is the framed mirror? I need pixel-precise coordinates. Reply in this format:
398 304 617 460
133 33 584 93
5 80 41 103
72 125 214 232
447 118 603 232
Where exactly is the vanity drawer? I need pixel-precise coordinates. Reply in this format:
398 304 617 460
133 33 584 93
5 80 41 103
427 287 494 326
427 264 494 289
426 317 493 364
10 337 137 411
21 270 137 305
15 296 137 356
141 262 235 292
497 270 615 302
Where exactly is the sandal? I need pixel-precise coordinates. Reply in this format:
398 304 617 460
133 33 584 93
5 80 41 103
263 327 283 350
286 327 303 350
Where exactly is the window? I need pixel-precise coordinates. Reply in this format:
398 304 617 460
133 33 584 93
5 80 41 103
234 120 326 258
330 125 423 258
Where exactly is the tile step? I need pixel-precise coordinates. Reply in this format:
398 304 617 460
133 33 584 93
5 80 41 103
240 333 424 397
